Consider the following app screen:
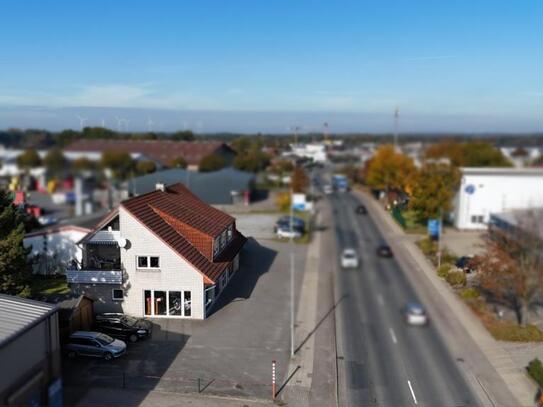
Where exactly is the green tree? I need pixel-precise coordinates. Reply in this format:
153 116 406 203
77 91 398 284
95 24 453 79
233 150 271 173
101 151 134 180
171 130 195 141
0 191 31 296
365 144 416 193
72 157 96 172
82 127 117 139
17 149 42 170
462 141 512 167
136 160 157 175
291 167 309 193
170 156 188 169
408 163 460 223
199 154 226 172
43 148 67 177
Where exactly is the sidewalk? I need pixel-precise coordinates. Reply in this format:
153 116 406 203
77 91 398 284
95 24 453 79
356 189 536 407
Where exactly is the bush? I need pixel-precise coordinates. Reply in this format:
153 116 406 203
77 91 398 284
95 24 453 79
445 270 467 287
418 238 437 257
437 263 453 278
527 359 543 387
487 322 543 342
459 287 480 300
275 191 291 212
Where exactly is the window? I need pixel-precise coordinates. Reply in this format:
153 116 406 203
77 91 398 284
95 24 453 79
112 289 124 301
137 256 160 269
184 291 192 317
471 215 484 224
227 225 233 241
154 291 167 315
213 237 220 257
144 290 152 316
169 291 182 316
205 286 215 307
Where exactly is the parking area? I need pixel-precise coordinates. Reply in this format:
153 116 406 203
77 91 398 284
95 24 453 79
63 238 307 405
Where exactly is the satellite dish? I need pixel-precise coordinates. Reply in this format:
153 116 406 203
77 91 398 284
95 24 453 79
117 237 127 248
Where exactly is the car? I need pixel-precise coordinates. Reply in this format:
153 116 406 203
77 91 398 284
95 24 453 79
356 205 367 215
323 185 333 194
65 331 127 360
340 248 359 269
404 302 428 326
455 256 475 273
276 216 305 231
276 226 302 239
94 313 152 343
38 215 58 226
376 244 393 258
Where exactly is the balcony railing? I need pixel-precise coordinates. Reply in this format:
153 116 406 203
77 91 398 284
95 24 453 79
66 269 123 284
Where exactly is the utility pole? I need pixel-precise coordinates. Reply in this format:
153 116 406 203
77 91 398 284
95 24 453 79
437 207 443 268
290 187 295 357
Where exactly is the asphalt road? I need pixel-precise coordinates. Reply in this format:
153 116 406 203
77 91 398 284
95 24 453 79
330 191 481 407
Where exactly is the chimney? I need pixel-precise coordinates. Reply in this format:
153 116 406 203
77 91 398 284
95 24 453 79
155 183 165 192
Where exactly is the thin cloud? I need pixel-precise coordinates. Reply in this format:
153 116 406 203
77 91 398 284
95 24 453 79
404 55 456 62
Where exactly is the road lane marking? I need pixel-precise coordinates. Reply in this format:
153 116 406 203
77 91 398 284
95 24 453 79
407 380 418 405
389 327 397 344
377 294 384 306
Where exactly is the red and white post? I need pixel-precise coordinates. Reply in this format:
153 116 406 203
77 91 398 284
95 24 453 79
272 360 276 400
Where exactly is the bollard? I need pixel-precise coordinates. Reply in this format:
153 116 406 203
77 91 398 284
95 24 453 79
272 360 276 400
198 378 201 393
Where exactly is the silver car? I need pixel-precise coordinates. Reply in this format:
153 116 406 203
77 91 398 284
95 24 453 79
65 331 127 361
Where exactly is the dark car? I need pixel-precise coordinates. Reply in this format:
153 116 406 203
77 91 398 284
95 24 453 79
94 313 152 343
356 205 367 215
455 256 475 273
274 216 305 234
376 244 393 258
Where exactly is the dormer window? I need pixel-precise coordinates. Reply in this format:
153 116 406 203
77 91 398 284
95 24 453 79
213 237 220 257
227 225 233 241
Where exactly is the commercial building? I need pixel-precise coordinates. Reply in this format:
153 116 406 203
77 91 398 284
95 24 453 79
68 183 247 319
453 167 543 230
0 295 62 406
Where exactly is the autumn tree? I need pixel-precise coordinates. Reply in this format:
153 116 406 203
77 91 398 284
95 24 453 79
365 144 416 194
101 151 134 180
291 167 309 193
17 149 42 170
199 154 226 172
136 160 157 175
170 156 188 169
473 211 543 326
408 163 460 223
233 150 271 173
424 140 465 167
72 157 96 172
425 140 511 168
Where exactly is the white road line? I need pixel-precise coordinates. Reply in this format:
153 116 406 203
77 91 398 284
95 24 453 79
377 293 384 306
389 327 397 344
407 380 418 405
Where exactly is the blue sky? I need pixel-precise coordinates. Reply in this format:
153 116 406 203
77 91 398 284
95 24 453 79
1 1 542 132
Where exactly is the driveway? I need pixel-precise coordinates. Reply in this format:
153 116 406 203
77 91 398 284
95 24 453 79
63 238 307 405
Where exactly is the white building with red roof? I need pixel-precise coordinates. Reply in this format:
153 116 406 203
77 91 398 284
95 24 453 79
67 183 246 319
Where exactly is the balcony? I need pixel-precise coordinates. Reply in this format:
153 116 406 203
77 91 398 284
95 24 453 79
66 269 123 284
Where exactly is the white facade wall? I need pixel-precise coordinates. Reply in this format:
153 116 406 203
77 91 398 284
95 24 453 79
118 207 206 319
454 168 543 230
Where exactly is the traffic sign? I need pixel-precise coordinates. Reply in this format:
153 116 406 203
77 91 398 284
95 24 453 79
464 184 476 195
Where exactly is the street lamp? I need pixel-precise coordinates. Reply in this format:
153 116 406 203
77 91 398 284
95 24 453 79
290 187 295 357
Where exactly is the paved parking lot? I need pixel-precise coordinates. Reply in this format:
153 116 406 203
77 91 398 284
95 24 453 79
63 238 307 405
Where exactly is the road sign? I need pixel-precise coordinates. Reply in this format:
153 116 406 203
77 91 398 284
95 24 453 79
428 219 441 238
464 184 476 195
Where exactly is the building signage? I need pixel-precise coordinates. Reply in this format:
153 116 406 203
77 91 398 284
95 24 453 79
464 184 476 195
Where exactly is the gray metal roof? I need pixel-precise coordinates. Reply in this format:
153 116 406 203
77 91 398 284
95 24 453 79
0 294 58 347
128 167 255 205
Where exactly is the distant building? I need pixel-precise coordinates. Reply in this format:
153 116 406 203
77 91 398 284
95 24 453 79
285 143 327 163
453 167 543 230
500 146 542 168
0 295 62 406
67 183 247 319
64 140 236 171
127 167 255 205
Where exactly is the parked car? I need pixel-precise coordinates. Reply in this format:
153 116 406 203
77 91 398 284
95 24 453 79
455 256 475 273
276 226 302 239
65 331 126 360
276 215 305 231
340 248 359 269
356 205 367 215
323 185 333 194
94 313 152 343
376 244 393 258
404 303 428 326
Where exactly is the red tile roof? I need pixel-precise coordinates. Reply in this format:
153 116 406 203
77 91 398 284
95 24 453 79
121 183 246 283
65 139 234 166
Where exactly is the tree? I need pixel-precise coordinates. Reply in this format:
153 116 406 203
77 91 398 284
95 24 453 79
0 191 31 296
291 167 309 193
136 160 157 175
170 156 188 169
425 140 465 167
275 191 291 212
101 151 134 180
233 150 271 173
72 157 96 172
43 148 66 177
473 211 543 326
365 144 416 194
17 149 42 170
462 141 512 167
171 130 195 141
270 159 294 175
408 163 460 223
199 154 226 172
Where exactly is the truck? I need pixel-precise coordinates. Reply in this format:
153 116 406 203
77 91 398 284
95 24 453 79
332 174 349 192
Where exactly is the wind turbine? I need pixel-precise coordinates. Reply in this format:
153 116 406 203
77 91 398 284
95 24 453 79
147 117 155 132
76 114 88 130
101 118 106 128
124 119 130 131
115 116 123 132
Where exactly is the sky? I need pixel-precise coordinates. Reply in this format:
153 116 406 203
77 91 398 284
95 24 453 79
0 1 542 133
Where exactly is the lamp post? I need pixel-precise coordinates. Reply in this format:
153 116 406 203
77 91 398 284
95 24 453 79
290 187 295 357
